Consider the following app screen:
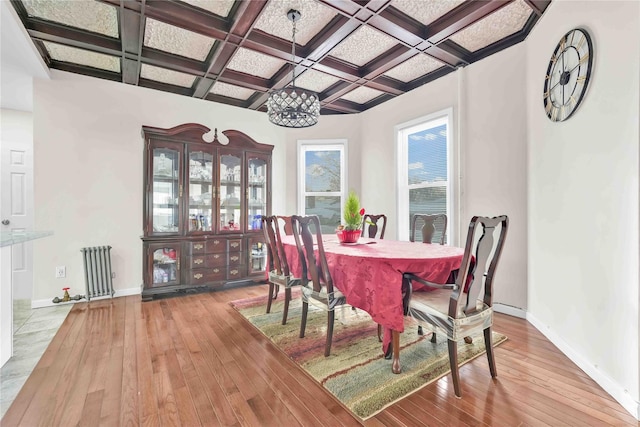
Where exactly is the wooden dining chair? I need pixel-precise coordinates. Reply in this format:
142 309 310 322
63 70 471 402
291 214 347 357
262 215 300 325
409 213 448 337
403 215 509 397
410 213 448 244
361 214 387 239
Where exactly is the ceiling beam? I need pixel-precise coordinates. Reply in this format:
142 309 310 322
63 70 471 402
119 4 143 85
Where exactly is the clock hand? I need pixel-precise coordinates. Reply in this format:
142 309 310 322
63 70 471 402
567 63 581 75
549 79 561 92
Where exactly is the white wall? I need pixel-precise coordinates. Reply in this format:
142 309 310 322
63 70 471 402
526 0 639 415
0 0 49 112
463 45 529 311
32 70 287 303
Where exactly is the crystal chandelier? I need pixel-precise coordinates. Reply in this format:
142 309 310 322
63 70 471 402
267 9 320 128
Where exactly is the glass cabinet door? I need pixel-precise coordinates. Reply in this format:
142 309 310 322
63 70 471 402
151 145 181 234
187 148 214 233
246 154 268 231
219 151 242 232
248 236 267 275
150 243 180 287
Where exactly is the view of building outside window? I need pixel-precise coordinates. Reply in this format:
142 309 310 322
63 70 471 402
300 144 345 233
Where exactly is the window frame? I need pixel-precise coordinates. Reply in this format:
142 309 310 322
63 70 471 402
396 108 457 244
297 139 348 225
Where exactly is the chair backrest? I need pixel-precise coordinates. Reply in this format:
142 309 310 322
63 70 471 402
261 215 290 276
277 215 294 236
291 215 335 297
451 215 508 317
361 214 387 239
410 213 448 244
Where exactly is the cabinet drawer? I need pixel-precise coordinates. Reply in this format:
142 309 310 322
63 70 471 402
228 252 243 267
205 253 226 268
188 241 206 255
206 238 226 253
190 254 226 269
227 266 244 280
186 268 226 285
228 239 242 252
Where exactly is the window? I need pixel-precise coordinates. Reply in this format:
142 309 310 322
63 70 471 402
397 109 455 243
298 140 346 234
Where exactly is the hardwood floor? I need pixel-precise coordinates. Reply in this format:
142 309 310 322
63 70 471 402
2 284 637 426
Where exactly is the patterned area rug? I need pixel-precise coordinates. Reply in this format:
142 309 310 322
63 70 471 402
230 292 507 420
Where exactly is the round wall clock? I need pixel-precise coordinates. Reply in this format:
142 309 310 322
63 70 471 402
543 28 593 122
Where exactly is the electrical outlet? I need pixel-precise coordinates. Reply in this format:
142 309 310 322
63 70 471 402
55 266 66 278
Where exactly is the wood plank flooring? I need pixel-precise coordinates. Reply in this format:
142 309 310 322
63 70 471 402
2 284 638 426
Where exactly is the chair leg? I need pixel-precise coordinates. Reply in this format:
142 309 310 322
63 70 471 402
266 283 275 313
430 332 437 343
299 301 309 338
325 311 335 357
377 324 382 342
484 327 497 378
282 288 292 325
448 339 462 398
418 325 423 335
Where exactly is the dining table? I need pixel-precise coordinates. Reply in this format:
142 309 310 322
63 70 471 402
280 234 465 374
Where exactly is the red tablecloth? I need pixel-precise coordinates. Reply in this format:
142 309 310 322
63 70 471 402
281 235 465 335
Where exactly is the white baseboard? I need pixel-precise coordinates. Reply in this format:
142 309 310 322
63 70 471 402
31 285 141 309
493 303 526 319
527 312 640 421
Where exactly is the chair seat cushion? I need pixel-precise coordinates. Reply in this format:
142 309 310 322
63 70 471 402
409 290 493 340
301 285 346 311
268 270 300 288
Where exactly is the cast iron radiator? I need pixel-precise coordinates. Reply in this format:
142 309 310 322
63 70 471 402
80 246 114 301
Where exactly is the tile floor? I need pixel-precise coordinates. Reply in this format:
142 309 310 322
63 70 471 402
0 299 72 418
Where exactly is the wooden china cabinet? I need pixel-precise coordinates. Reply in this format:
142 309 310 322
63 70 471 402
141 123 272 300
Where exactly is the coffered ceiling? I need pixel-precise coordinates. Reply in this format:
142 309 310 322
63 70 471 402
9 0 551 115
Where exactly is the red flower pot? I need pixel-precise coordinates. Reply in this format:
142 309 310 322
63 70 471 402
337 229 361 244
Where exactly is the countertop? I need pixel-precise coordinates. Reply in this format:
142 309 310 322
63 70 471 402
0 230 53 247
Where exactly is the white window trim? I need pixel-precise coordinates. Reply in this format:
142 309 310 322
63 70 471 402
395 108 457 244
297 139 348 218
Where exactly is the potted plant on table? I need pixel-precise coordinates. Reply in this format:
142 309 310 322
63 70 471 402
336 190 365 243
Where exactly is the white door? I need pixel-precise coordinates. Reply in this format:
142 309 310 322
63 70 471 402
1 139 34 300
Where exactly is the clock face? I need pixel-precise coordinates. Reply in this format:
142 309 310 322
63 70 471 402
543 28 593 122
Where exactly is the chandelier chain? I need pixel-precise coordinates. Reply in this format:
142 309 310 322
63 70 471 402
291 17 297 87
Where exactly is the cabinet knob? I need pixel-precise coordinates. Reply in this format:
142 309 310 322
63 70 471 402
231 242 239 248
214 254 220 259
194 244 204 250
213 268 220 273
230 256 239 262
1 219 9 225
230 269 239 275
214 240 220 244
193 273 203 279
194 259 203 265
